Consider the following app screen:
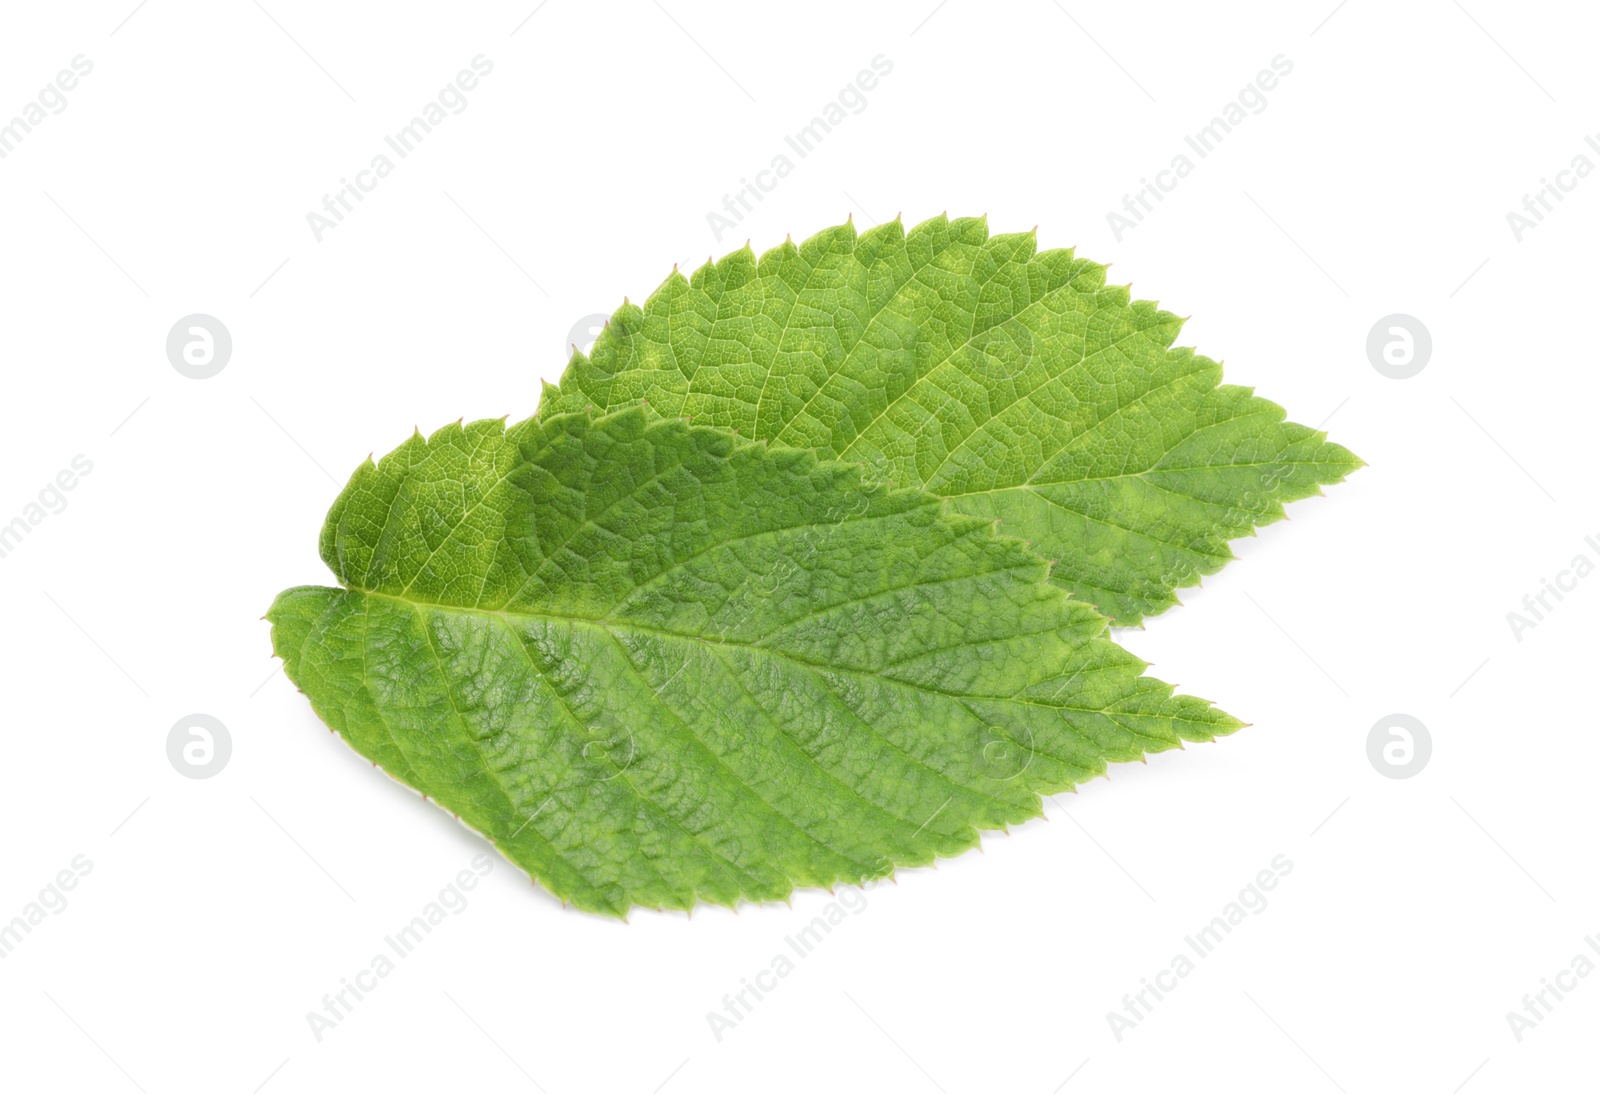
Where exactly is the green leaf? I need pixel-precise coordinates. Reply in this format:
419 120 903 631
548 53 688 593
268 410 1240 916
541 214 1362 625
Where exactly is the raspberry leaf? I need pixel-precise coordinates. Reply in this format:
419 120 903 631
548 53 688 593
268 410 1239 916
542 215 1361 625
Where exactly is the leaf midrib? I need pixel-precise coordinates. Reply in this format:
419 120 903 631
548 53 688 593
347 586 1188 729
363 588 1040 862
361 586 1136 824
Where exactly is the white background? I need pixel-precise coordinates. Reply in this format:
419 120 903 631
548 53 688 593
2 1 1595 1090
